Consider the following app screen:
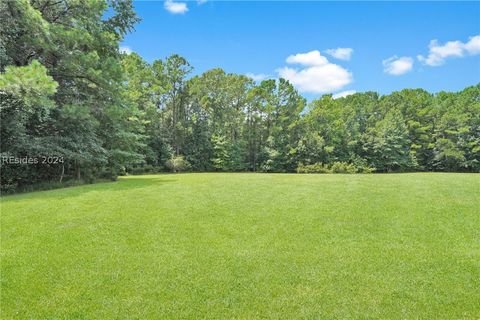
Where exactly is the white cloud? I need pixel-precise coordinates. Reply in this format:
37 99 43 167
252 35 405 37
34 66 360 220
278 50 353 94
278 65 352 93
464 35 480 55
286 50 329 66
246 73 268 81
164 0 188 14
325 48 353 61
418 34 480 66
383 56 414 75
333 90 356 99
119 46 132 54
418 40 463 66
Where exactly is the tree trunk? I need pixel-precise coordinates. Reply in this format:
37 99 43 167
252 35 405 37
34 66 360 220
59 164 64 183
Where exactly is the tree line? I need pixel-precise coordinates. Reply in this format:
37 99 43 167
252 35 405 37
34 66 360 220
1 0 479 193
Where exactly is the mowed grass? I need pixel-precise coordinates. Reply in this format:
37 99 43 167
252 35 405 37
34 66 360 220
1 173 479 319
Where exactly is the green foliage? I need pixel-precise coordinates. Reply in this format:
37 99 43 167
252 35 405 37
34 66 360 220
329 161 357 173
296 163 331 173
1 1 478 193
0 60 58 103
296 161 373 174
127 164 163 175
431 87 480 171
363 109 416 172
211 134 229 170
1 0 142 192
166 155 192 173
0 61 61 191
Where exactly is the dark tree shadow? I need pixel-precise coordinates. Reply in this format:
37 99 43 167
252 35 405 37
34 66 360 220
1 175 177 203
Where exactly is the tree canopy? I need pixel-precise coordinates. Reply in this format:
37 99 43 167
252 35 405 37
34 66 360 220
1 0 479 192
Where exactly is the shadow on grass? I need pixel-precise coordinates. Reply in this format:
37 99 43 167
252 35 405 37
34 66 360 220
1 175 177 203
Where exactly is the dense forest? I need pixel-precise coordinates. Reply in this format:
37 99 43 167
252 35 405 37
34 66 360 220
1 0 479 193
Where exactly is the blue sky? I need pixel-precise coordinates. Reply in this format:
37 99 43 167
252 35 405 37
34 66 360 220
121 1 480 99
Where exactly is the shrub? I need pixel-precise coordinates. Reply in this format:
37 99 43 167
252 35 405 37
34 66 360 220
351 157 376 173
128 165 163 175
355 164 375 174
166 156 192 173
296 161 374 174
330 161 356 173
296 163 331 173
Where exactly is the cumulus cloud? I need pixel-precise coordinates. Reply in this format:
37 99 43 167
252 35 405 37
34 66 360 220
164 0 188 14
277 50 353 94
285 50 329 66
246 73 268 81
382 56 414 75
417 35 480 66
119 46 133 54
325 48 353 61
332 90 356 99
464 35 480 54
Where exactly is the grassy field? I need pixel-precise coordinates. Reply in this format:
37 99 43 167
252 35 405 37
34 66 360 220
1 173 479 319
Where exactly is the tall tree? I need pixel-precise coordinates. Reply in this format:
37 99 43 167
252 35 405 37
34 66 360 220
363 109 416 172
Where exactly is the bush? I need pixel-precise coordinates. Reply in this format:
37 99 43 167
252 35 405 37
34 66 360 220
296 163 331 173
128 165 163 175
296 161 374 174
166 156 192 173
351 157 376 173
330 161 356 173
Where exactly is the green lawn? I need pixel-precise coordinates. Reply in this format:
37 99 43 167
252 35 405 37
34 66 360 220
1 173 479 319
